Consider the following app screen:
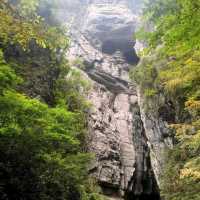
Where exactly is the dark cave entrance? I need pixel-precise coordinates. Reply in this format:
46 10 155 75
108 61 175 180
101 39 139 65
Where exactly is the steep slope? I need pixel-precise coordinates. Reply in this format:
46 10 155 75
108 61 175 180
66 0 173 199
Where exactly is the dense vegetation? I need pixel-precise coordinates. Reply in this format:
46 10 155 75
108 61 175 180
131 0 200 199
0 0 102 200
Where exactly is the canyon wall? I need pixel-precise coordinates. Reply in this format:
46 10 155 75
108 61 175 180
66 0 173 199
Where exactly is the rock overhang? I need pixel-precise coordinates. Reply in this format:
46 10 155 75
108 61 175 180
82 2 139 63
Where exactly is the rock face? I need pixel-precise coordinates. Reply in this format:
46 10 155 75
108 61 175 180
66 0 172 199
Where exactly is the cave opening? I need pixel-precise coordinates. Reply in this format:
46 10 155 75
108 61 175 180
101 39 139 65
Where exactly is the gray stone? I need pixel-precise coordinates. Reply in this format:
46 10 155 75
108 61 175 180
66 0 172 199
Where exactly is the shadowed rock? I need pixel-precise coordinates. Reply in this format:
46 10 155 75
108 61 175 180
86 69 131 94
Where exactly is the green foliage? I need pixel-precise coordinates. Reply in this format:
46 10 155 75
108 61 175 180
0 0 69 50
161 124 200 200
18 0 39 18
0 90 91 200
138 0 200 52
130 56 158 91
55 68 92 112
0 1 102 200
0 53 93 199
161 146 200 200
72 58 86 70
80 178 107 200
144 88 157 98
133 1 200 199
0 50 22 93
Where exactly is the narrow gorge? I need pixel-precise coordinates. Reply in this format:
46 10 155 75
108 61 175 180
65 0 173 199
0 1 199 200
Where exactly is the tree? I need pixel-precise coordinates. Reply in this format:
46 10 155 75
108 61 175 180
132 1 200 199
0 1 102 199
0 0 69 50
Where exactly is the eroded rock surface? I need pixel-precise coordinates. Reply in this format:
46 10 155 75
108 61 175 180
66 0 172 199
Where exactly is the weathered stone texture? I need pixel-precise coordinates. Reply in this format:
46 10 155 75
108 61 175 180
66 0 172 199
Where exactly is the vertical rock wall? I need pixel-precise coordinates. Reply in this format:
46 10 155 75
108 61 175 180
66 0 173 199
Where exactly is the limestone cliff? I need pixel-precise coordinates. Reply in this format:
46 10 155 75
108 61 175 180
65 0 173 199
